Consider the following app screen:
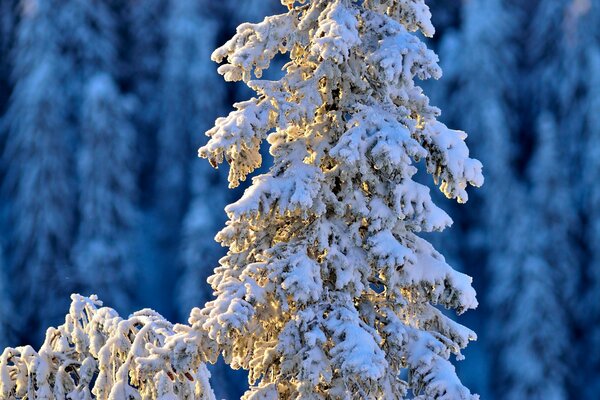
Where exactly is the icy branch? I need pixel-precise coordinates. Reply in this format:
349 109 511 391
0 295 216 400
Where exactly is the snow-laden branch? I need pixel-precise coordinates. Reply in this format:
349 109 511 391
0 295 216 400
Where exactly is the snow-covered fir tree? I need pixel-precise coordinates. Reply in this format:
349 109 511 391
3 0 76 344
73 74 138 312
199 1 483 398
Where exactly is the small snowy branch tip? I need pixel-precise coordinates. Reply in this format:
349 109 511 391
0 295 216 400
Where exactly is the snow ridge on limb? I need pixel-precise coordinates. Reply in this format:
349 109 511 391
0 295 216 400
200 0 482 398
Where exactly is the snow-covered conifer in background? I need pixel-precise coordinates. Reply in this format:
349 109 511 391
0 0 16 113
159 2 244 396
545 2 600 395
200 0 483 398
490 115 570 400
0 0 17 230
158 0 226 320
57 0 118 98
0 295 216 399
525 2 579 396
127 0 167 191
433 0 517 395
226 0 275 26
574 3 600 396
0 247 11 349
0 0 15 55
583 47 600 399
3 0 76 344
58 0 140 313
73 74 138 312
155 0 222 272
435 0 516 260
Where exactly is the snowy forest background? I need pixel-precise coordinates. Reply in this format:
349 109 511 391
0 0 599 399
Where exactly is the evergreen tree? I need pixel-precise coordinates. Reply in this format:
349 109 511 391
73 74 138 312
200 1 483 398
3 0 76 345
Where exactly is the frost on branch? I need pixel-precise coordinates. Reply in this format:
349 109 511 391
200 0 482 399
0 295 216 400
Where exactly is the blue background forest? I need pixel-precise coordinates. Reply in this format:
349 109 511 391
0 0 599 399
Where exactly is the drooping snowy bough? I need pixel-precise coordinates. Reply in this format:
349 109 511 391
0 295 216 399
199 0 483 399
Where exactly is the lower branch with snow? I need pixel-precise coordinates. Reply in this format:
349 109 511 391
0 295 216 400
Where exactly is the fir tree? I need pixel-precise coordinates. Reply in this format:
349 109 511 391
3 0 76 344
200 1 483 398
73 74 138 312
